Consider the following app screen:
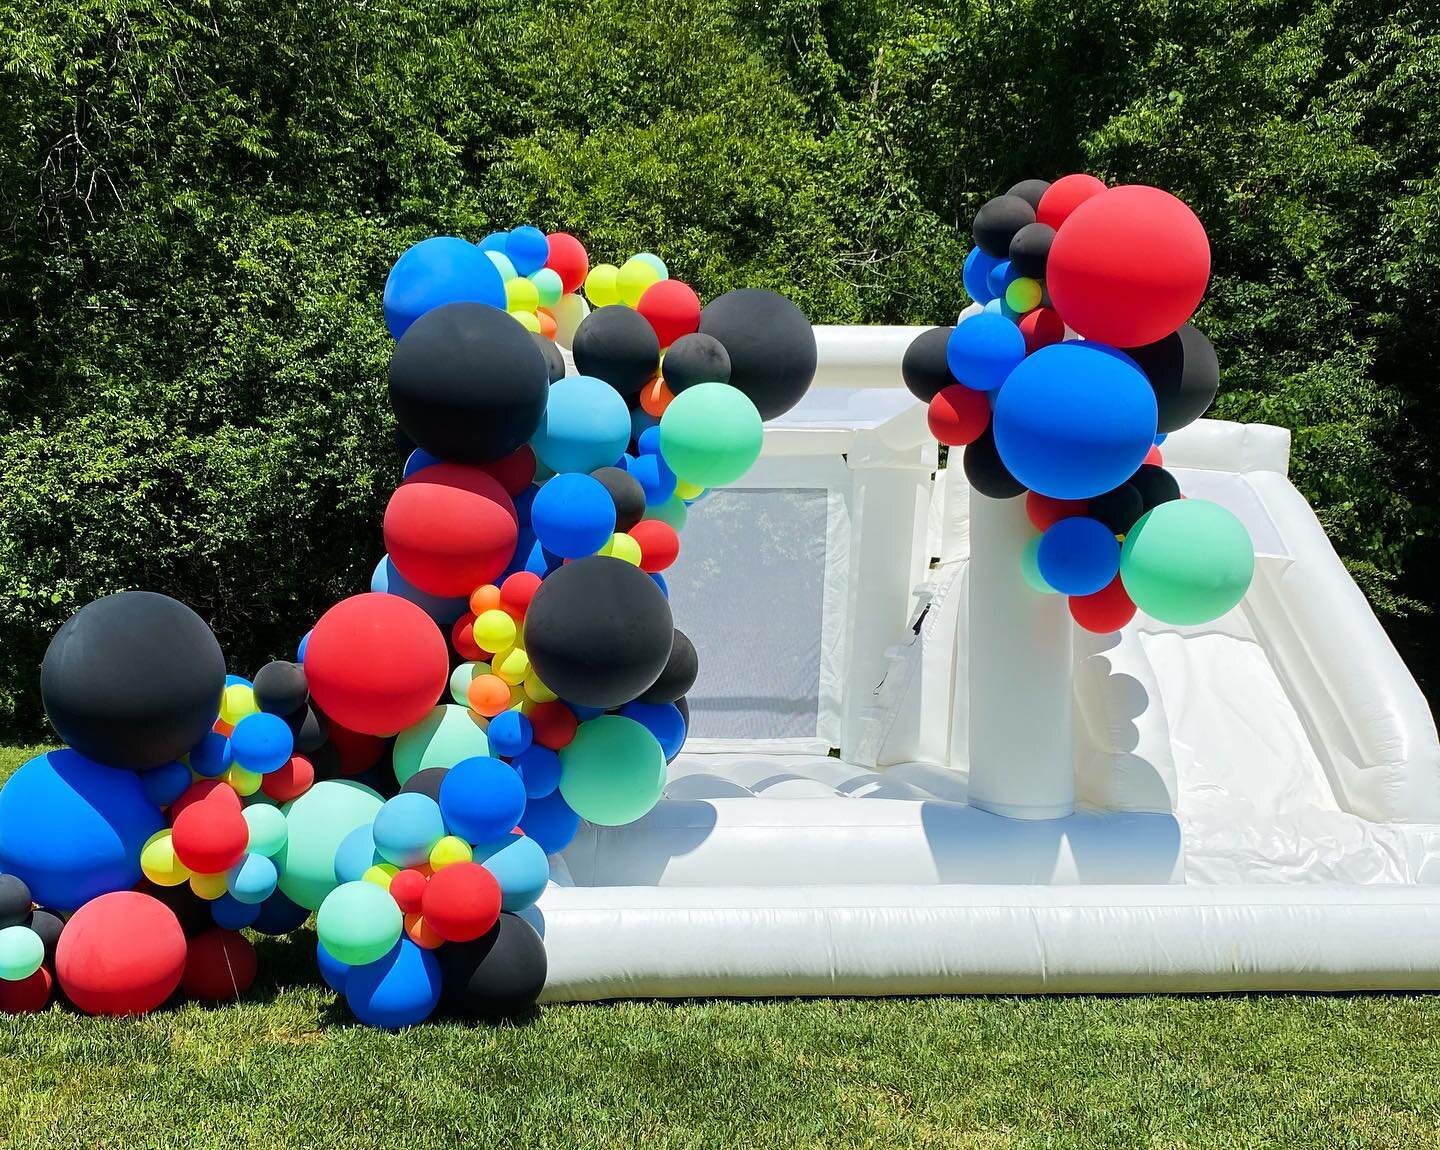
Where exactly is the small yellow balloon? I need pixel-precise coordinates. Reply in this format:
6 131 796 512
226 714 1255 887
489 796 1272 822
600 532 643 566
674 479 705 500
616 256 661 307
506 275 540 313
584 263 620 307
429 835 473 870
474 609 517 654
1005 276 1043 313
363 863 399 889
226 764 262 796
189 870 229 901
512 310 541 334
550 292 590 347
523 669 558 703
493 646 530 686
140 830 191 887
632 251 669 280
220 683 258 726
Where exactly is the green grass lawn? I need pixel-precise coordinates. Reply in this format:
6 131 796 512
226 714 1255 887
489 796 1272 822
4 743 1440 1149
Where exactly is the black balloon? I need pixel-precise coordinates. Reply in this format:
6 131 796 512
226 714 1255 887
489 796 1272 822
25 908 65 963
638 628 699 704
524 557 674 709
963 426 1026 499
901 327 957 403
573 305 660 396
1131 464 1182 511
287 704 327 753
41 591 225 770
347 762 400 800
662 332 731 394
400 766 448 804
1088 483 1144 535
307 740 344 782
972 195 1036 259
590 466 647 533
674 695 689 730
137 878 212 938
697 289 817 420
1126 324 1220 433
1006 178 1051 210
389 301 549 464
1008 222 1055 279
253 660 308 716
439 912 547 1021
0 873 31 927
532 331 567 384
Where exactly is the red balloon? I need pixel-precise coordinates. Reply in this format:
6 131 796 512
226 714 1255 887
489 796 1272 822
1017 307 1066 354
1046 185 1211 347
927 384 990 447
480 445 537 497
637 280 702 349
384 463 519 597
499 572 542 619
450 612 484 661
528 701 578 750
1145 444 1164 466
0 966 53 1014
389 868 428 915
420 862 501 943
323 718 386 775
171 799 248 874
170 778 241 820
1069 575 1137 633
1035 173 1107 230
545 232 590 295
261 754 314 802
305 594 449 737
56 891 186 1015
1025 491 1088 532
629 519 681 573
181 928 257 1001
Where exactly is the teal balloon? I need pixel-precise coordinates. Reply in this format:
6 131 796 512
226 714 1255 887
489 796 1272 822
277 780 384 910
559 715 665 826
1120 499 1254 625
658 382 763 487
1020 537 1058 594
0 925 44 982
392 705 490 785
316 880 403 967
643 494 688 531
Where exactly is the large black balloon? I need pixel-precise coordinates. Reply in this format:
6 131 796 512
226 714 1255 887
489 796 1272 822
638 628 699 704
698 289 817 420
1088 483 1144 535
0 874 31 927
41 591 225 770
901 327 957 403
1130 464 1182 511
1126 324 1220 433
532 331 567 384
572 305 660 396
438 912 547 1021
253 660 308 716
591 466 647 533
137 878 212 938
972 195 1036 259
1007 222 1055 279
662 332 731 394
389 301 549 464
1006 178 1051 209
963 426 1026 499
524 557 673 709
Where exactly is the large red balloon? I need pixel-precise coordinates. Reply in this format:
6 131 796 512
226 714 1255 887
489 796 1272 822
181 928 257 1001
545 232 590 295
479 445 537 497
421 862 501 943
1069 574 1137 633
1035 173 1107 230
637 280 702 349
171 799 248 874
384 463 518 597
1046 185 1211 348
56 891 186 1015
304 594 449 737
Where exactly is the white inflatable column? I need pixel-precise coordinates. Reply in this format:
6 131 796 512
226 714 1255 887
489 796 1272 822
966 491 1075 819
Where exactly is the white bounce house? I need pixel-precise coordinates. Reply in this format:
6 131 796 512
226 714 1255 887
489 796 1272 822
536 326 1440 998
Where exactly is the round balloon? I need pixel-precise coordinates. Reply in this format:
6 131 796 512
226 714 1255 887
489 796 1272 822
946 313 1025 392
530 375 632 474
901 327 956 402
384 463 518 597
181 928 257 1001
55 891 186 1015
474 834 548 912
544 232 589 294
1070 575 1138 633
317 881 403 967
573 305 661 396
276 780 385 909
382 237 506 339
372 793 446 867
229 712 294 775
1036 173 1107 230
1124 324 1219 433
658 382 763 487
662 332 731 394
370 555 470 626
420 860 502 942
1036 516 1122 597
1007 222 1055 279
346 937 442 1028
437 912 547 1021
1120 499 1254 624
696 289 816 420
590 466 647 533
531 472 617 558
927 384 991 447
962 426 1026 499
972 194 1036 258
438 757 527 845
636 280 702 349
504 226 549 277
636 628 698 704
559 715 665 826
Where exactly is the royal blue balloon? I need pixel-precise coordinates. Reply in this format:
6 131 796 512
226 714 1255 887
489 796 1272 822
188 731 232 779
512 484 537 526
382 237 506 339
945 314 1025 393
993 342 1159 500
346 939 442 1028
316 942 351 993
619 701 687 761
530 375 631 474
487 710 534 759
637 426 662 456
402 447 441 478
531 473 616 559
512 745 561 798
439 756 527 845
629 452 677 506
229 712 294 775
141 760 191 807
297 630 312 664
518 790 581 855
0 750 163 909
371 555 470 625
333 823 381 885
252 890 310 936
372 793 445 867
986 259 1018 300
212 893 262 931
474 834 548 912
522 538 559 578
963 247 1002 303
505 226 550 277
1154 432 1168 445
477 231 508 254
1037 516 1122 596
567 703 604 722
650 572 670 599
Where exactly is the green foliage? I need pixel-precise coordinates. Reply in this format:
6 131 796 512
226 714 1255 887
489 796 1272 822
2 0 1437 735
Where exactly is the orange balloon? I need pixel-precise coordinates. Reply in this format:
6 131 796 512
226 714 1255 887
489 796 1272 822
469 584 501 616
639 377 674 417
466 673 512 718
536 308 558 340
404 912 445 950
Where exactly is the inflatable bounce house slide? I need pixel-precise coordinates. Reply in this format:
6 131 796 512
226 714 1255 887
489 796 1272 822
3 177 1439 1026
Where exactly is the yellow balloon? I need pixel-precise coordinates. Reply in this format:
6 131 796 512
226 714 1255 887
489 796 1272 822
584 263 620 307
523 669 558 703
220 683 257 726
493 646 530 686
512 310 541 334
474 609 517 654
633 251 669 280
601 532 643 566
140 830 190 887
1005 276 1043 313
190 870 229 901
429 835 473 870
616 256 661 307
506 275 540 313
363 863 399 889
674 479 705 500
226 764 262 796
550 292 591 348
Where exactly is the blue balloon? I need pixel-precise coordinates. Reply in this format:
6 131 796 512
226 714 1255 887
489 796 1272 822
505 226 550 277
512 484 537 527
251 890 310 936
1155 432 1168 445
629 452 677 506
229 712 294 775
371 555 470 625
530 376 631 474
382 237 506 339
140 761 191 807
333 823 381 885
993 342 1159 500
487 710 534 759
650 572 670 599
567 702 604 722
0 750 163 909
372 793 445 867
630 407 659 441
226 852 279 904
531 473 616 558
1037 516 1122 596
403 447 441 478
316 942 351 993
297 630 312 663
477 231 509 254
619 701 687 762
522 538 560 578
345 939 442 1029
212 893 262 931
439 757 527 845
986 259 1018 300
512 745 561 799
963 247 1002 303
188 731 232 779
945 314 1025 392
637 426 662 456
225 674 251 689
982 298 1004 316
519 791 581 856
475 834 549 912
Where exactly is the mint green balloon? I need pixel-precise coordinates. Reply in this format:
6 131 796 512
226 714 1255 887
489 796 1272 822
316 881 402 967
633 251 668 279
1120 498 1254 625
243 802 288 857
659 382 763 487
531 267 564 309
559 715 665 826
1020 536 1058 594
277 780 384 909
392 704 490 785
643 494 688 531
0 925 44 982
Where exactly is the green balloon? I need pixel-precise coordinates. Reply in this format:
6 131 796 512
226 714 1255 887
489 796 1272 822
0 925 44 982
277 780 384 909
243 802 288 857
1120 498 1254 625
659 381 763 487
643 494 688 531
1020 536 1058 594
559 715 666 826
316 881 402 967
392 704 490 785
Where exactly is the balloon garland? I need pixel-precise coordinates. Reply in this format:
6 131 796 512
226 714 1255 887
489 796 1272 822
0 227 817 1025
905 177 1255 632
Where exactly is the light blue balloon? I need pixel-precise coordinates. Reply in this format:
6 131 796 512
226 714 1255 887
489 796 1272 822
372 793 445 867
371 555 469 625
530 375 631 474
227 852 280 905
333 823 381 885
383 236 506 339
475 833 549 911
